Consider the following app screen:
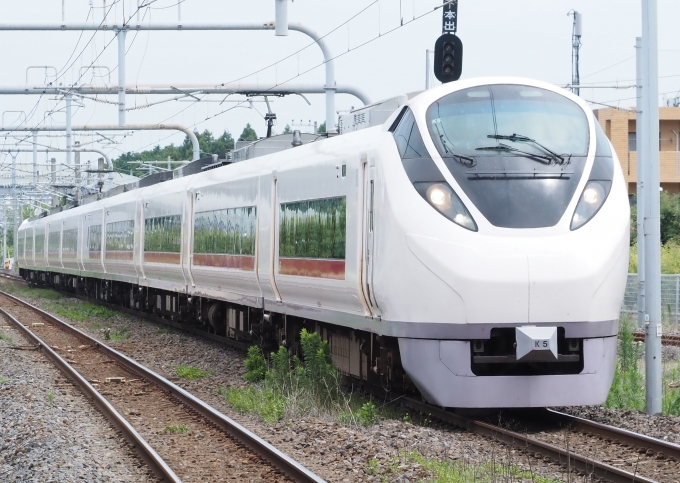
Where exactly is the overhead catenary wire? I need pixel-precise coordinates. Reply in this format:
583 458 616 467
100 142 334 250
127 0 457 155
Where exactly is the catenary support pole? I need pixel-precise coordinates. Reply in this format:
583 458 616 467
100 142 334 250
65 94 72 165
636 37 646 330
2 203 5 265
51 158 57 207
117 29 126 126
642 0 662 415
11 153 17 267
32 131 37 185
275 0 288 36
425 50 431 89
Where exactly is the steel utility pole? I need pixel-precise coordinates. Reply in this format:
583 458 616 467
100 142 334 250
569 11 582 96
2 203 6 265
641 0 662 415
636 37 646 330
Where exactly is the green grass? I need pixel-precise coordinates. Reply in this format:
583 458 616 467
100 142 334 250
45 301 115 322
217 385 285 423
175 365 211 380
46 392 54 405
163 424 188 434
0 331 12 343
156 328 174 335
400 452 562 483
2 284 61 300
110 327 131 341
0 378 8 384
89 322 112 331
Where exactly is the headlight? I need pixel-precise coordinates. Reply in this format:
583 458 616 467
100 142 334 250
414 182 477 231
570 180 612 230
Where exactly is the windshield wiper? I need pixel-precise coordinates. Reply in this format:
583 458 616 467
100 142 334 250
434 122 476 167
475 143 553 164
487 133 566 164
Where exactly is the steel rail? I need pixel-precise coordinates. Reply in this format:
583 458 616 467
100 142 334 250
0 304 182 483
547 409 680 461
403 397 657 483
0 289 326 483
634 332 680 347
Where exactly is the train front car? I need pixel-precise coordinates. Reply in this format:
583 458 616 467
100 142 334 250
377 78 629 408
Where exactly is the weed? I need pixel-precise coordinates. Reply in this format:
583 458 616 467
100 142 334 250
606 316 645 411
0 331 12 343
175 365 210 380
163 424 188 434
357 402 379 426
156 328 173 335
47 392 54 405
45 301 114 322
110 327 131 341
243 346 267 382
403 452 562 483
0 378 8 384
217 385 285 423
366 458 380 475
403 414 412 424
89 322 111 331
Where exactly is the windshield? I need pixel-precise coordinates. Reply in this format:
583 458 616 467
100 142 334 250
425 85 590 228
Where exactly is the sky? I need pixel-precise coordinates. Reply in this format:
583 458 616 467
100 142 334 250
0 0 677 171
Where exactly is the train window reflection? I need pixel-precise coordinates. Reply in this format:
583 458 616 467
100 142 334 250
48 231 60 253
35 233 44 254
279 197 346 260
107 220 135 252
88 225 102 252
144 216 181 253
194 207 256 256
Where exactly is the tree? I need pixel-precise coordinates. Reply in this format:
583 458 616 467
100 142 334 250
317 122 326 134
239 123 258 141
113 129 235 177
282 124 292 135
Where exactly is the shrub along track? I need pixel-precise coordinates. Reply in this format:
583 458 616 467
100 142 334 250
401 398 680 483
0 289 324 483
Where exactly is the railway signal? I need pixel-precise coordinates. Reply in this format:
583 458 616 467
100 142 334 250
434 1 463 83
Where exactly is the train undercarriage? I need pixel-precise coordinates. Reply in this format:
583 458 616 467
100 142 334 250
20 268 412 395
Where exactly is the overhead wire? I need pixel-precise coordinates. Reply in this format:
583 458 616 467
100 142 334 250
122 0 455 157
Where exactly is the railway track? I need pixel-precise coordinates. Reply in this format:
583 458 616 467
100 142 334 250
403 398 680 483
0 289 325 483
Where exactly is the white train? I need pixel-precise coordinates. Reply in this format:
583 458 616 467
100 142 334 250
18 77 629 408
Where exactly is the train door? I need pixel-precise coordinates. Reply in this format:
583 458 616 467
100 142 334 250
362 158 380 312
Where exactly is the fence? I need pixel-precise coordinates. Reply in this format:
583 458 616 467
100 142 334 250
622 273 680 333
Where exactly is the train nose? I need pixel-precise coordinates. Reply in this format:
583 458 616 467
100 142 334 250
405 234 530 323
406 232 628 324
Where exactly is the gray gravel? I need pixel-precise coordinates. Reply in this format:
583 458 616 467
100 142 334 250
0 319 154 483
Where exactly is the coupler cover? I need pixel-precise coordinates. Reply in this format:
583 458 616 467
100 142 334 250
515 326 558 362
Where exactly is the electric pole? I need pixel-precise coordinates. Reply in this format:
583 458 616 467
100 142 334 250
569 11 582 95
641 0 662 416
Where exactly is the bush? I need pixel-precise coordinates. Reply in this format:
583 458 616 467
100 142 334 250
243 346 267 382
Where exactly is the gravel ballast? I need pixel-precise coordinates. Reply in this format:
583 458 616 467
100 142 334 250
0 315 155 482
